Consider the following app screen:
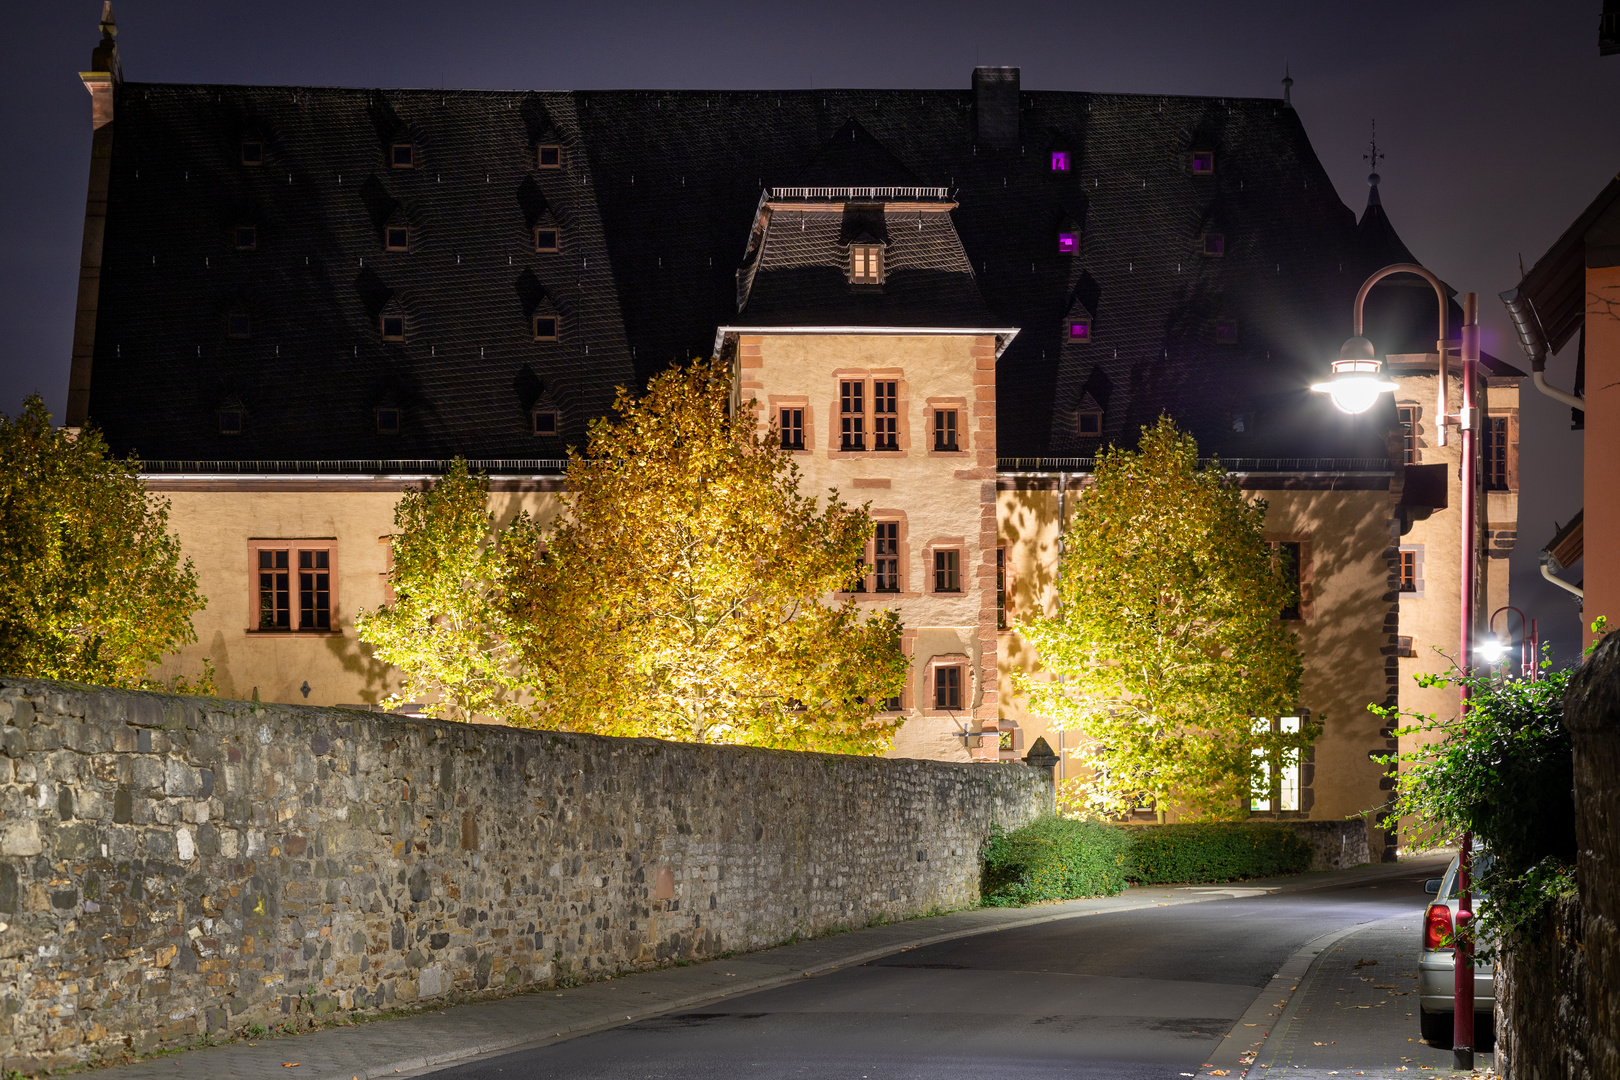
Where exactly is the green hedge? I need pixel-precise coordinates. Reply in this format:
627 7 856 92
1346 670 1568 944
1124 822 1313 884
980 818 1133 906
980 819 1315 905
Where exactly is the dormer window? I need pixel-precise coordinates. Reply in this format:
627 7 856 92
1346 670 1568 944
376 407 401 435
235 226 258 251
1202 233 1226 257
218 409 243 435
391 143 415 169
535 227 559 253
537 144 562 169
533 315 558 341
1078 410 1102 435
227 313 251 339
385 226 410 251
850 244 883 285
1191 151 1215 175
1058 231 1079 255
1051 150 1070 172
1068 319 1091 343
381 315 405 341
241 140 264 166
532 409 558 435
1215 317 1239 345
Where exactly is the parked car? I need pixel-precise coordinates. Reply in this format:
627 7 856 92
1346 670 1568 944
1419 852 1495 1048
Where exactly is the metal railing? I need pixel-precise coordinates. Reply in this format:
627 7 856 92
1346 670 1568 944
139 458 569 475
997 456 1393 473
769 186 950 201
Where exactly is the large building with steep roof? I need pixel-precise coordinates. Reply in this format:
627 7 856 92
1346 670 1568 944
64 9 1520 853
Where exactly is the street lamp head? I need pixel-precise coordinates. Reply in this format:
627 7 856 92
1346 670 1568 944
1312 337 1397 414
1476 635 1509 664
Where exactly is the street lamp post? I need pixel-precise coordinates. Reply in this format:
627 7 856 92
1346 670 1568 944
1480 605 1539 681
1314 263 1480 1069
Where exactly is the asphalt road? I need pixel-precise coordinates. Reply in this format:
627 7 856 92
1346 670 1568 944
421 869 1439 1080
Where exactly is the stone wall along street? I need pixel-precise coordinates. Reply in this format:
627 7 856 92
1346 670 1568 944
0 678 1048 1072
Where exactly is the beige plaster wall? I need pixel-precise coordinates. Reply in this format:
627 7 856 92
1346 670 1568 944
146 483 562 710
738 333 999 763
995 477 1397 843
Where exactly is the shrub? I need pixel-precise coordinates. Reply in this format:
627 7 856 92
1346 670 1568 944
1124 822 1312 884
980 817 1133 906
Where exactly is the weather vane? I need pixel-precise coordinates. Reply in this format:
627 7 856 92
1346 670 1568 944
1364 121 1385 172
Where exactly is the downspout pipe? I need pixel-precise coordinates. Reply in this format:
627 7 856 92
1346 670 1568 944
1540 550 1584 600
1500 288 1585 411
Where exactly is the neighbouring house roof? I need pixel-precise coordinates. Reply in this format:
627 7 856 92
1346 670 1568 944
1508 173 1620 356
1544 509 1584 571
87 79 1435 466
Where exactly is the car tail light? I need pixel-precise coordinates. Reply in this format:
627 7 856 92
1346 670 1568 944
1424 903 1453 950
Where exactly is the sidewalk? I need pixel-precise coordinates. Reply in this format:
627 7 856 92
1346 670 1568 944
1224 910 1494 1080
79 859 1435 1080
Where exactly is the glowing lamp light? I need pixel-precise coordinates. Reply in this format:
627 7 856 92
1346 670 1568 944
1312 336 1398 414
1476 636 1509 663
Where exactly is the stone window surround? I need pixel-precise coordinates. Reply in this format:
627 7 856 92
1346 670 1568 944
1399 543 1425 599
827 369 911 458
246 538 341 636
922 652 971 716
767 394 812 453
926 396 969 455
924 535 967 595
1264 531 1314 621
843 510 913 599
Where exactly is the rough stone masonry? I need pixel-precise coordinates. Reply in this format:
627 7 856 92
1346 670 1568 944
0 678 1047 1072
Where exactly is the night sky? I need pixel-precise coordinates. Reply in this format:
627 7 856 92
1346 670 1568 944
1 1 1611 663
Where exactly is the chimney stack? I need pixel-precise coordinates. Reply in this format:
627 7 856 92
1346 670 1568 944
972 66 1020 148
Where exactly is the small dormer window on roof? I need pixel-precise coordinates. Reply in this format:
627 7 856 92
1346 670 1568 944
1202 233 1225 257
385 226 410 252
1068 319 1091 342
381 314 405 341
376 407 401 435
218 408 243 435
1078 409 1102 435
1051 150 1070 171
537 144 562 169
535 227 559 253
1215 317 1239 345
1191 151 1215 175
1058 231 1079 255
241 140 264 166
850 243 883 285
235 225 258 251
533 315 558 341
391 143 414 169
532 409 558 435
227 312 251 339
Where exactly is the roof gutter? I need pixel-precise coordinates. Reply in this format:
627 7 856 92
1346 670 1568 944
1500 288 1584 411
714 325 1021 359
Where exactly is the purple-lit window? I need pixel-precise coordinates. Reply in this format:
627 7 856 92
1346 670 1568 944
1203 233 1225 257
1058 232 1078 255
1216 318 1239 345
1069 320 1091 342
1191 151 1214 175
1051 150 1070 171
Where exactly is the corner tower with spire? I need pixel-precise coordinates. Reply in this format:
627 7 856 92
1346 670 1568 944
67 2 123 429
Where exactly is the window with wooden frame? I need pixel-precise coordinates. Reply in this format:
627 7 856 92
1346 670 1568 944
391 142 415 169
839 380 866 450
218 409 243 436
532 409 558 435
779 407 804 450
1399 544 1424 598
1050 150 1070 171
849 244 883 285
933 409 959 451
874 522 901 593
1272 541 1303 619
241 140 265 166
996 547 1007 629
1068 319 1091 342
934 665 963 710
534 227 560 252
226 312 251 340
1078 409 1102 435
235 225 258 251
873 381 898 450
1215 317 1240 345
381 314 405 341
1482 416 1510 490
1202 233 1226 257
385 226 410 252
252 544 335 632
533 315 559 341
1058 231 1079 255
537 144 562 169
1249 715 1302 812
933 549 961 593
1398 635 1416 658
376 407 401 435
1191 150 1215 175
1397 406 1419 464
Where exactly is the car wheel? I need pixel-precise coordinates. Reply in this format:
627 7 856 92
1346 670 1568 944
1420 1009 1452 1049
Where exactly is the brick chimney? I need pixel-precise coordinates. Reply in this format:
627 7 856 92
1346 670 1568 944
972 66 1020 148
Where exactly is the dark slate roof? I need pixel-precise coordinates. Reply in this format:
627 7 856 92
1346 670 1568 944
733 192 992 327
87 79 1435 465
